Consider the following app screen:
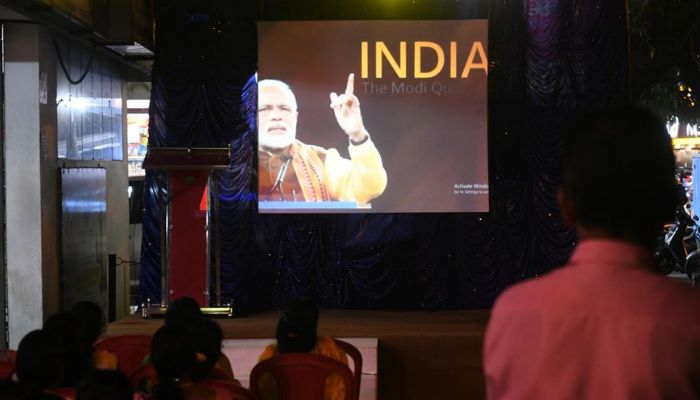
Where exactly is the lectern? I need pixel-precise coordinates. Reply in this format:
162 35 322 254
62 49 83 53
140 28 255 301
141 146 232 317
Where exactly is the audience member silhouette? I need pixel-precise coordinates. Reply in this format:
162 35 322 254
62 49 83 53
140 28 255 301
257 299 348 400
76 369 132 400
43 312 94 387
71 301 117 370
15 329 63 399
483 105 700 399
154 296 236 383
150 326 215 400
191 317 234 381
164 296 202 331
71 301 105 344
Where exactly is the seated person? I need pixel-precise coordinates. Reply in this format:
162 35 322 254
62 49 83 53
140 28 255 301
163 296 202 331
14 329 64 399
71 301 105 344
43 312 94 387
257 299 348 400
191 318 236 382
150 326 215 400
143 297 236 382
71 301 117 370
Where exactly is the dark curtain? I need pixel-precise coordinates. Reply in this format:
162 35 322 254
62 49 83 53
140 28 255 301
140 0 629 313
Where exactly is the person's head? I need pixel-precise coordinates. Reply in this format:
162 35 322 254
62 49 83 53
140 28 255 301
560 104 676 248
43 311 94 387
151 326 197 400
276 298 319 354
76 370 132 400
71 300 105 343
164 296 202 331
15 329 63 391
258 79 299 151
191 318 224 380
151 327 197 378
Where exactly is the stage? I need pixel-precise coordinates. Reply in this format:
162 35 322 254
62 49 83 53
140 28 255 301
106 309 491 400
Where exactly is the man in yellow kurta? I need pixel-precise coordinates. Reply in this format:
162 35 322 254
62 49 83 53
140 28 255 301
258 74 387 206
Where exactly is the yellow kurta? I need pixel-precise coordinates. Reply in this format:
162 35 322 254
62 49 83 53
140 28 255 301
259 137 387 206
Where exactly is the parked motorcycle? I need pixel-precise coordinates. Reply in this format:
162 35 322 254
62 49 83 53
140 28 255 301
655 198 700 286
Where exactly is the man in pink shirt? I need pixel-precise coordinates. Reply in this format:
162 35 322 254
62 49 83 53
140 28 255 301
484 105 700 399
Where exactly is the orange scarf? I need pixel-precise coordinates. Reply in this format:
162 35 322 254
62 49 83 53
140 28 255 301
291 141 331 201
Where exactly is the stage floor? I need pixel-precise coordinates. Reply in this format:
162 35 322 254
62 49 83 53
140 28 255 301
106 309 491 400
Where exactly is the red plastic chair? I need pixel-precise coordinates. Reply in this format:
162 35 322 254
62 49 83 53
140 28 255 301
0 349 16 379
45 387 76 400
333 339 362 400
250 353 355 400
0 361 13 380
94 335 152 376
200 379 257 400
0 349 16 362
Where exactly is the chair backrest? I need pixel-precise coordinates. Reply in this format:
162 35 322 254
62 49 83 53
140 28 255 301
94 335 152 376
45 387 77 400
0 349 16 379
0 349 16 363
332 339 362 400
0 361 13 380
199 379 257 400
250 353 355 400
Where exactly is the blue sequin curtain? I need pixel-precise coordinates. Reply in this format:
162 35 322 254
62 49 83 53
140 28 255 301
140 0 628 313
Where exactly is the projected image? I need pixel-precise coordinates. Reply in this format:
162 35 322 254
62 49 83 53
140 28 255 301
258 74 387 209
258 20 488 213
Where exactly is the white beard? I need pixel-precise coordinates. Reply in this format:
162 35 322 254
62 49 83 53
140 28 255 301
259 123 297 149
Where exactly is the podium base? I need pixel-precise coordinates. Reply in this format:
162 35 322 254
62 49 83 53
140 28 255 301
140 300 233 319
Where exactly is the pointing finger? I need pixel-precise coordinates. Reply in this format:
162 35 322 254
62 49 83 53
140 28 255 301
345 73 354 96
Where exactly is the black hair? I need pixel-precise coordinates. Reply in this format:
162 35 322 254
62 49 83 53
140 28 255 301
151 326 196 400
76 369 132 400
562 104 676 247
164 296 202 331
43 312 94 387
276 299 319 354
15 330 63 391
71 301 105 343
191 318 224 380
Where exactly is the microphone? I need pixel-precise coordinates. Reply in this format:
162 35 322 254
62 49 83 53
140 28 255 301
270 155 292 198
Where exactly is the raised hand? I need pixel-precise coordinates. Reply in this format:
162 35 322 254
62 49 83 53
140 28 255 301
330 73 368 142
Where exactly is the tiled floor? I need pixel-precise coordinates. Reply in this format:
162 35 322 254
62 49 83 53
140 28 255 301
222 337 378 400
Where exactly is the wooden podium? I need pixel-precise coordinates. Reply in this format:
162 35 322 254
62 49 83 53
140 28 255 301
142 147 233 317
